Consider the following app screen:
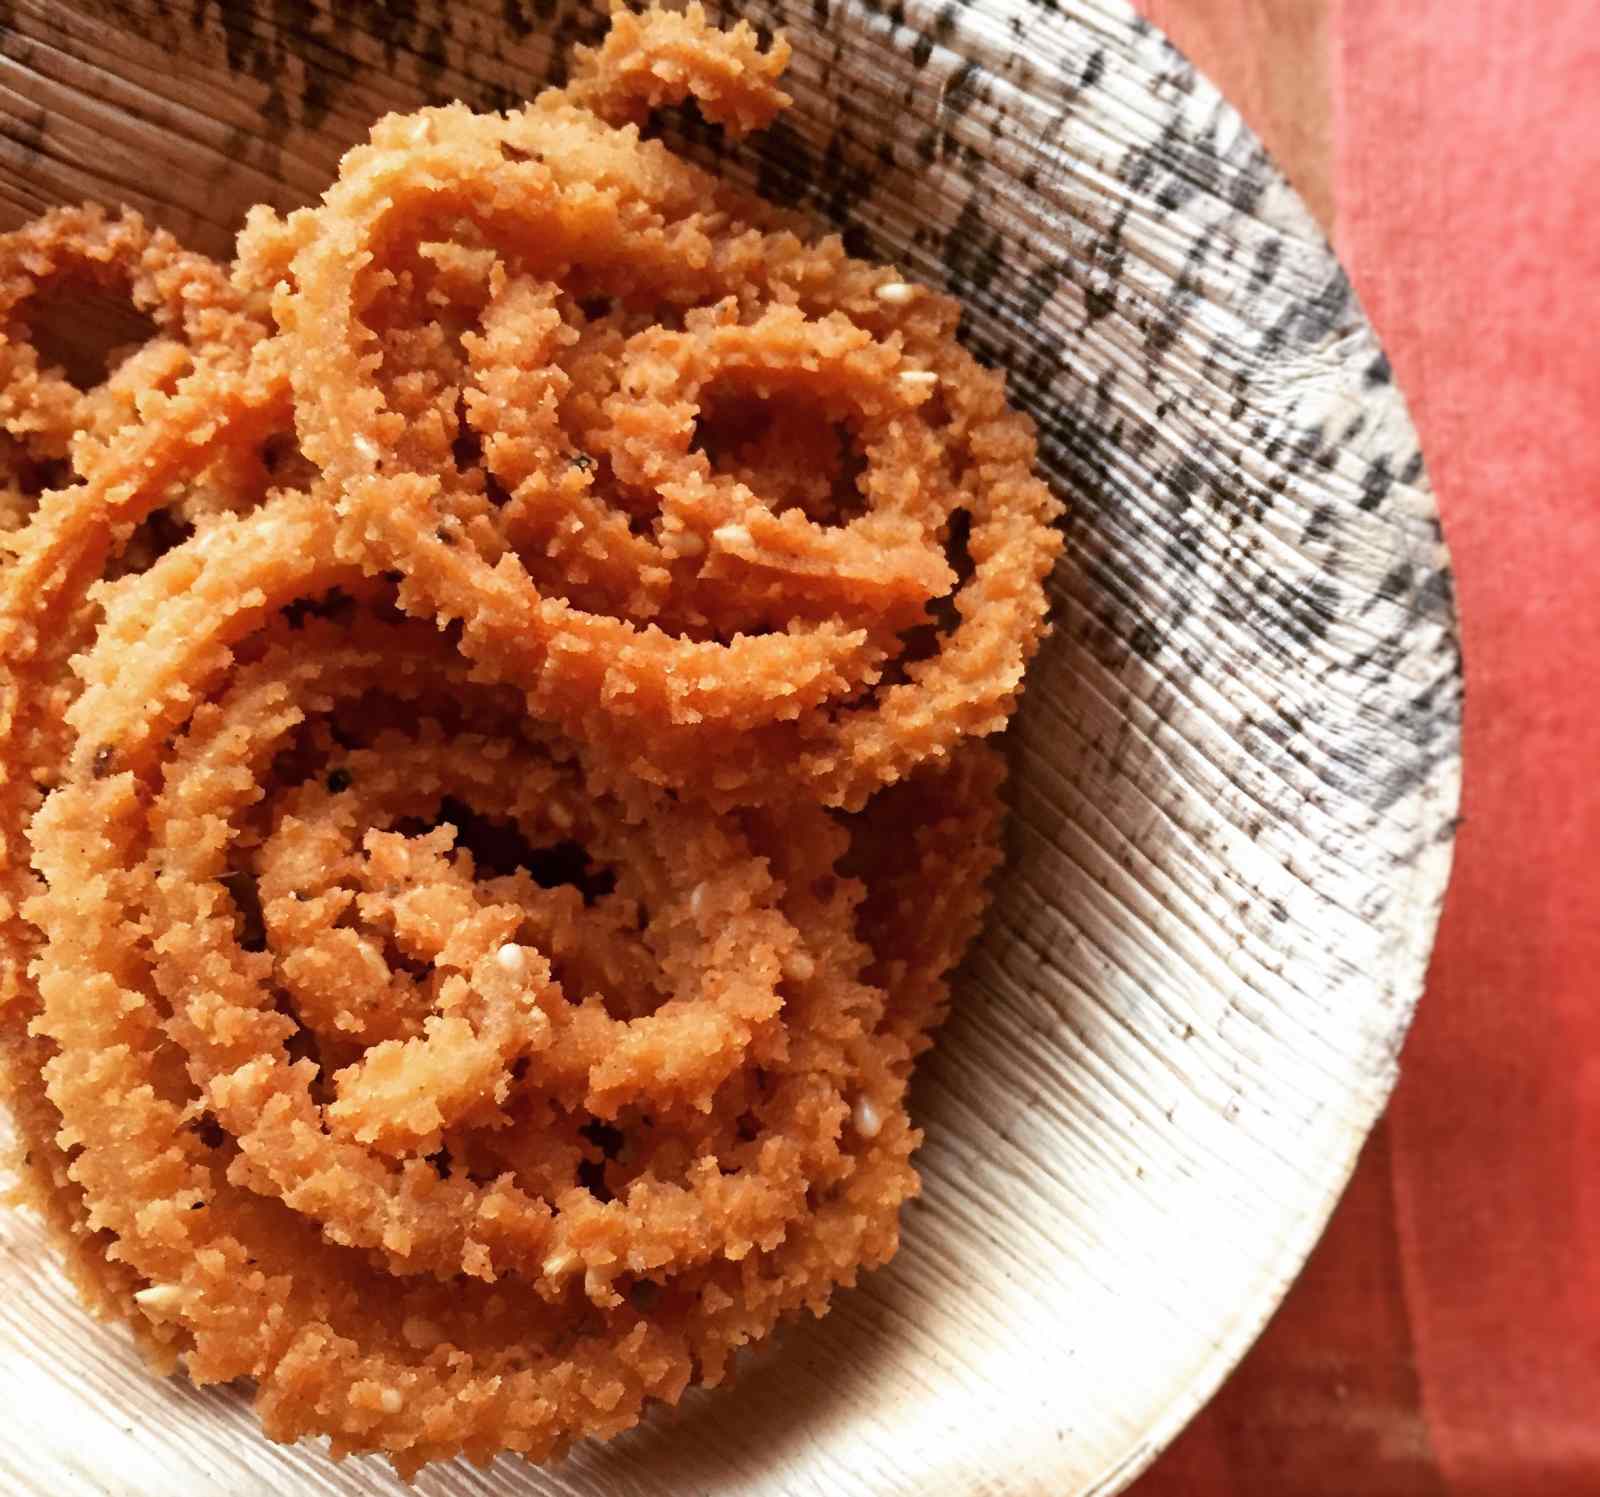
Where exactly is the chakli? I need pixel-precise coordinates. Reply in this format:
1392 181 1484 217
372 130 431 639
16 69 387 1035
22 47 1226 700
0 6 1057 1475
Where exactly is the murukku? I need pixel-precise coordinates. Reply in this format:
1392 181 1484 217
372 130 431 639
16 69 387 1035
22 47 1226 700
248 5 1059 810
27 598 919 1469
0 3 1058 1478
0 204 269 547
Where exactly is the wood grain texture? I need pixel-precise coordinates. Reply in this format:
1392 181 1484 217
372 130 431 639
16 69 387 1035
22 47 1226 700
0 1 1459 1493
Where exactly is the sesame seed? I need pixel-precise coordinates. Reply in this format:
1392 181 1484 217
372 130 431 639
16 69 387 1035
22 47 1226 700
852 1096 883 1139
495 943 525 975
134 1284 188 1313
379 1388 404 1414
899 369 939 389
875 281 916 305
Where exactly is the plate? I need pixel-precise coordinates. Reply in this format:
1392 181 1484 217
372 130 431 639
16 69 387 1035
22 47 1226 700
0 1 1461 1492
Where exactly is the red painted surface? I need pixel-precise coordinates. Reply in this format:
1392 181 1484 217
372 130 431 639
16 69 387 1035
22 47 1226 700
1132 2 1600 1491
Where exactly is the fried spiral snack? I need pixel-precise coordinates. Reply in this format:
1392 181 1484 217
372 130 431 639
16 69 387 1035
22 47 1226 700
28 605 923 1468
253 5 1060 810
0 203 269 543
0 4 1050 1478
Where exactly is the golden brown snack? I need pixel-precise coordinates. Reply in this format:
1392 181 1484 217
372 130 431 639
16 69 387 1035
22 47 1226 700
0 3 1055 1479
566 2 794 135
0 203 268 546
0 341 292 1332
28 599 919 1471
252 7 1060 810
844 743 1010 1061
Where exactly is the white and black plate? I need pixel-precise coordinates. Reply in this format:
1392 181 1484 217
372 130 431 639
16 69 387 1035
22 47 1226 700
0 2 1460 1493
